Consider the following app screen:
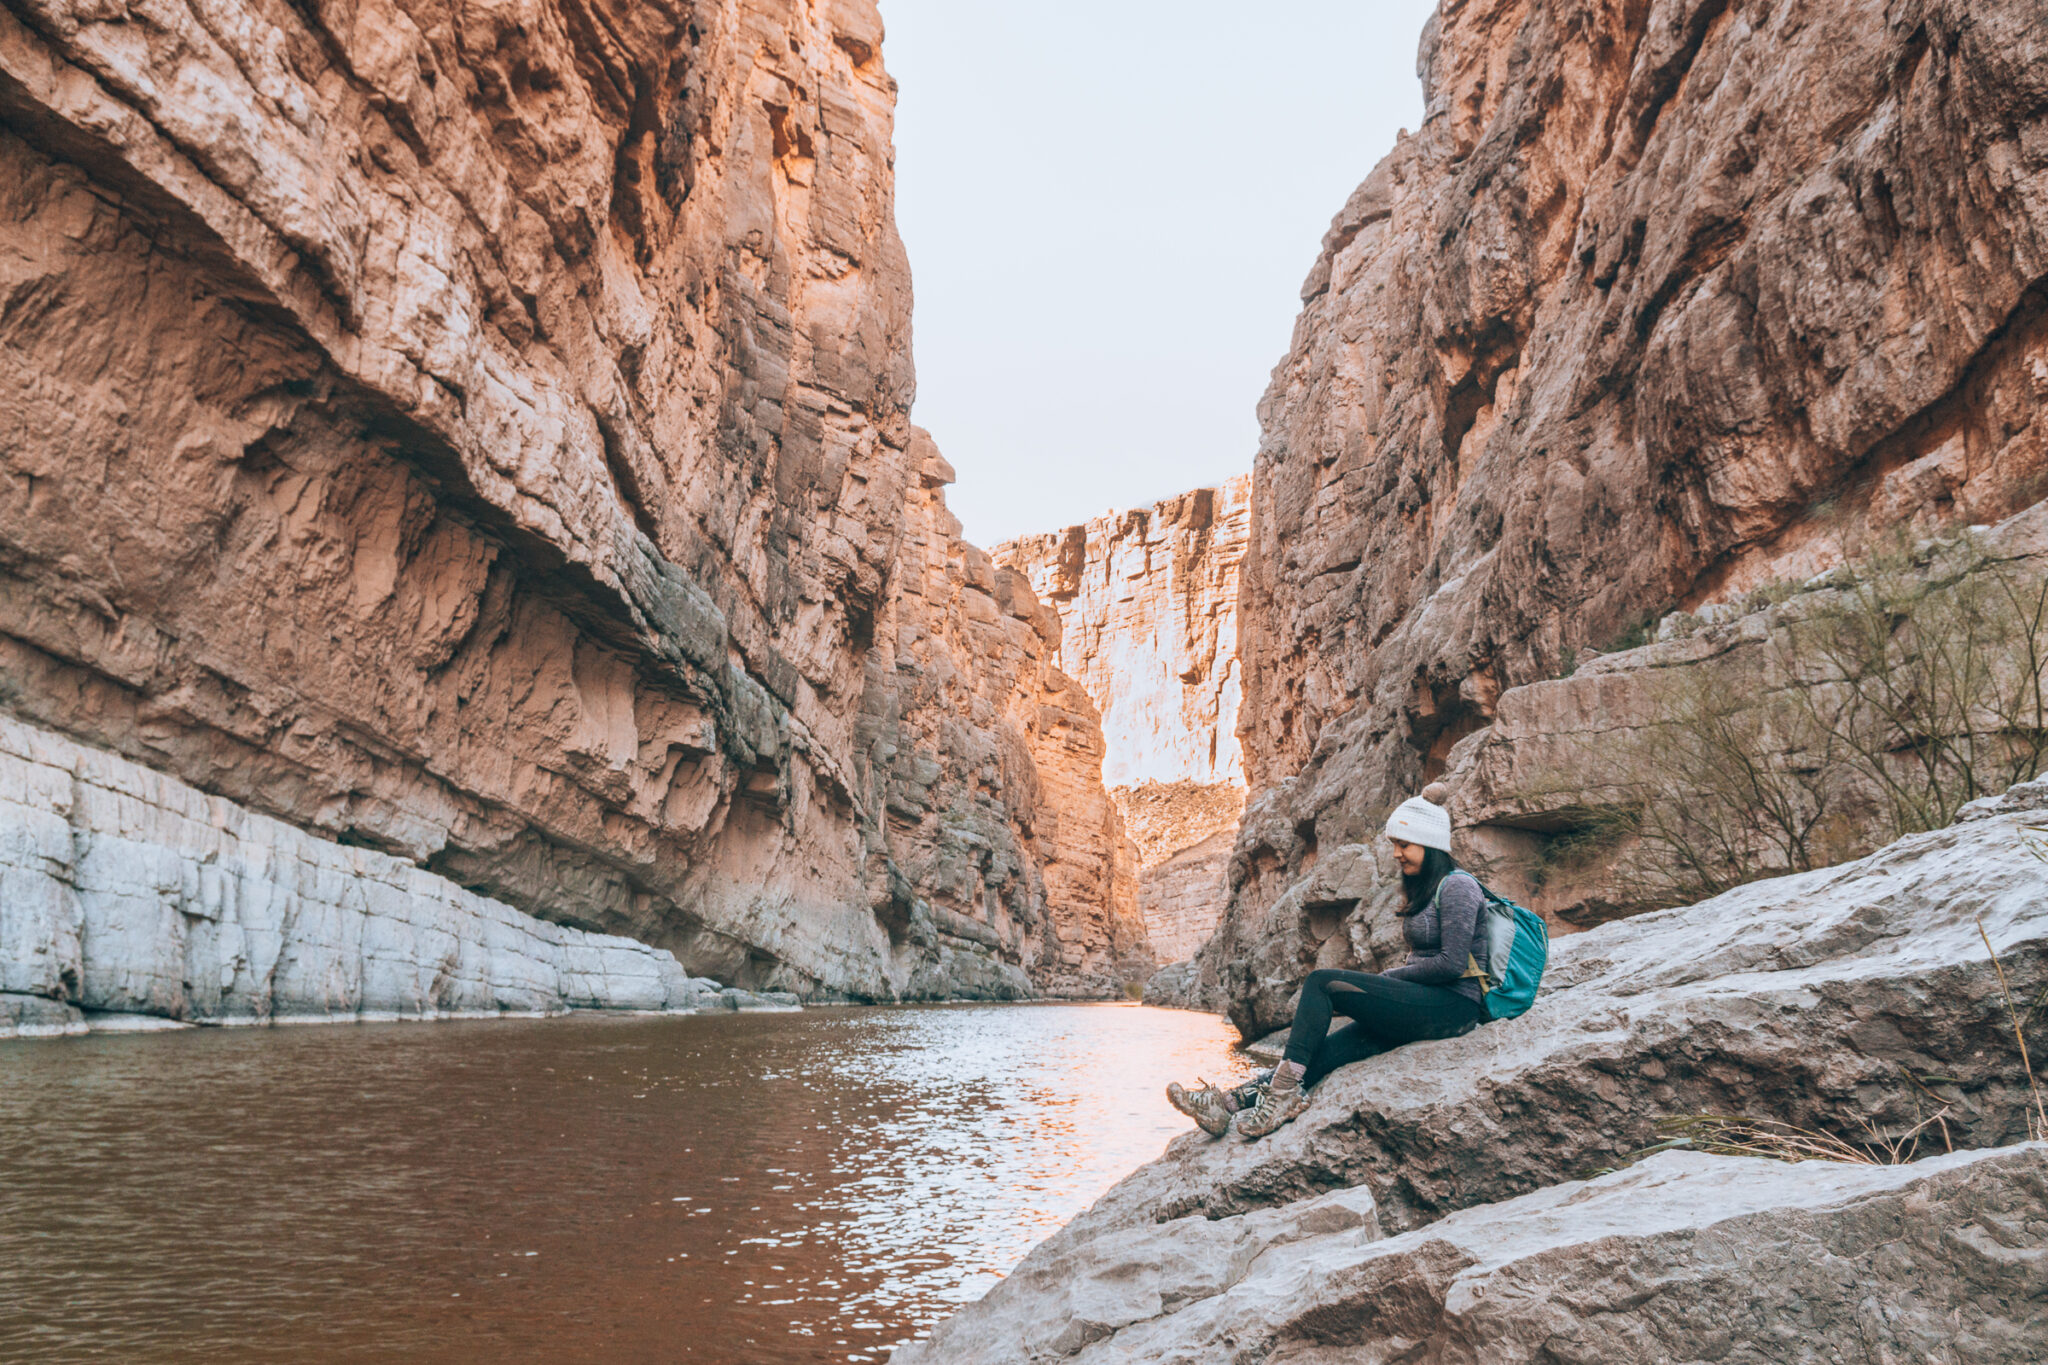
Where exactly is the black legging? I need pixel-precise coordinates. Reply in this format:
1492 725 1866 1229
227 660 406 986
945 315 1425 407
1283 969 1486 1088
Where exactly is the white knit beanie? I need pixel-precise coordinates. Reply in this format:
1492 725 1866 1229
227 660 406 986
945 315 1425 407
1385 793 1452 852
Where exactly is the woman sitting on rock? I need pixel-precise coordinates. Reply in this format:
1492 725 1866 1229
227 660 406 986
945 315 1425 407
1168 788 1490 1140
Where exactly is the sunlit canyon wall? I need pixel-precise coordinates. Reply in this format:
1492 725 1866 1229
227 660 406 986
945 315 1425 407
998 478 1249 962
0 0 1149 1025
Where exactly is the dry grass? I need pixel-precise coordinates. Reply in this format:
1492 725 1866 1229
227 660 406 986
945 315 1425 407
1647 1108 1955 1166
1977 914 2048 1143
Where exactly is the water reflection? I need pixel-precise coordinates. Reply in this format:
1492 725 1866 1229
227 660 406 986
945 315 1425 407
0 1003 1253 1363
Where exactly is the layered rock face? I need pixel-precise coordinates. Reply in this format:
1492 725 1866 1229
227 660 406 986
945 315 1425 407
1000 479 1249 961
999 476 1249 790
878 431 1147 997
1231 0 2048 957
0 0 1143 1010
901 781 2048 1362
0 715 769 1037
1446 499 2048 927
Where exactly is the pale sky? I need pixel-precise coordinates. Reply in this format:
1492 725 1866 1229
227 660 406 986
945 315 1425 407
880 0 1440 547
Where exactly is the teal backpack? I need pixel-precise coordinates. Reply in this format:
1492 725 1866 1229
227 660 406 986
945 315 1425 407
1458 876 1548 1021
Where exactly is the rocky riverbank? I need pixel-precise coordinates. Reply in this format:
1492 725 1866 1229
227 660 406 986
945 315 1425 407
904 1143 2046 1364
897 779 2048 1360
0 714 803 1038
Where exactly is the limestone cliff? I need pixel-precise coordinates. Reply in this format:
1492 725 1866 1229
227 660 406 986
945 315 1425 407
0 0 1145 1013
998 479 1249 962
0 714 774 1036
1226 0 2048 985
998 476 1249 790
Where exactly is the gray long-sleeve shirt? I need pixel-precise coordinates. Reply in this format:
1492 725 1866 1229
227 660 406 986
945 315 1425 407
1383 870 1488 1006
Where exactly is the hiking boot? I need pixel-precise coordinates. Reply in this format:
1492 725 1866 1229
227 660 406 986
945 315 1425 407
1166 1079 1234 1137
1232 1065 1308 1140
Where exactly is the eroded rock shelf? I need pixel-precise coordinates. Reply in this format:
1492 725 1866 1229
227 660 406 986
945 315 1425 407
0 712 797 1036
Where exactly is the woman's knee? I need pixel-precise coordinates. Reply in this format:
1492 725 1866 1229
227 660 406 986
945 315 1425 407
1302 969 1346 994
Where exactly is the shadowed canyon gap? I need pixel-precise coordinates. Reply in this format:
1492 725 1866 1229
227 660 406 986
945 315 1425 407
0 0 1147 1025
997 477 1250 965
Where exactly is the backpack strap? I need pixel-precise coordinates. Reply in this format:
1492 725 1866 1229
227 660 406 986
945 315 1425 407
1435 871 1493 988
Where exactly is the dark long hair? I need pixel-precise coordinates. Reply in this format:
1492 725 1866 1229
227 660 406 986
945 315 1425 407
1400 846 1459 916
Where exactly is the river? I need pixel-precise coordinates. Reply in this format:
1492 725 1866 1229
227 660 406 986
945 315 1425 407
0 1002 1254 1363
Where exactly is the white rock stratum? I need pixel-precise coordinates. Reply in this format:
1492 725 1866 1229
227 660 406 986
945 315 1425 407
0 715 732 1036
898 774 2048 1361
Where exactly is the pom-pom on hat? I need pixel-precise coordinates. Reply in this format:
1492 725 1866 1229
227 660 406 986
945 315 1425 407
1385 793 1452 852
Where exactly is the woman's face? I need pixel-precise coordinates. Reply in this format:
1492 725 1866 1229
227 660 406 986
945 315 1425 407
1389 837 1428 876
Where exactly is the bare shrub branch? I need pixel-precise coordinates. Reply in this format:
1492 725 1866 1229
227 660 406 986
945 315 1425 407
1598 531 2048 905
1789 533 2048 838
1611 663 1841 905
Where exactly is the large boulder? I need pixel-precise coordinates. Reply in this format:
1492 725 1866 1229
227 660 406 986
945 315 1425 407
899 779 2048 1360
899 1185 1381 1363
900 1144 2047 1364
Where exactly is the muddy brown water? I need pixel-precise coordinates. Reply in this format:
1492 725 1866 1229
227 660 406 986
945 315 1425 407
0 1002 1254 1363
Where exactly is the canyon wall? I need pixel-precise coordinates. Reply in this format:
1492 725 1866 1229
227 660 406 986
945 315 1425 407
0 0 1145 1014
1223 0 2048 985
998 479 1249 961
